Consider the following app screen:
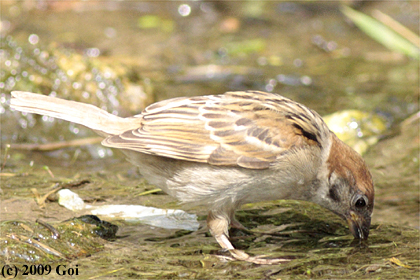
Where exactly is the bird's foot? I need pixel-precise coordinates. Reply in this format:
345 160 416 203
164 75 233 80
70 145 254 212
226 249 290 265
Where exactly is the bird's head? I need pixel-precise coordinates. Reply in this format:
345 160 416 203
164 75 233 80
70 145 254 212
314 134 374 240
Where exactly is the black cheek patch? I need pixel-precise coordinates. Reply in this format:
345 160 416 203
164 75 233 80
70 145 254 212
329 184 341 202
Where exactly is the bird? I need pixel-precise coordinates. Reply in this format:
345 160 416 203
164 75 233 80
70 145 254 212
10 90 374 264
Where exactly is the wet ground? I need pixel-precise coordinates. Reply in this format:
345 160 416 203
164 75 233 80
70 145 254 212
1 1 419 279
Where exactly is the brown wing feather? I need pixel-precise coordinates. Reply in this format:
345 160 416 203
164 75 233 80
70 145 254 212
102 91 330 169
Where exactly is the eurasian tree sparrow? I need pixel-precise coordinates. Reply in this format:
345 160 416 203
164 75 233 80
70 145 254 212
10 90 374 264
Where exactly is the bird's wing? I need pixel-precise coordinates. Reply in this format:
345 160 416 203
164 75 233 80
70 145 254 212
102 91 329 169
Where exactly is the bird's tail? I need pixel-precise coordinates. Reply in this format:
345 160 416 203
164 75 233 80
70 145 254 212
10 91 140 136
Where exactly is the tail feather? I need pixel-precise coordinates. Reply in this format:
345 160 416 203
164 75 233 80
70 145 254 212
10 91 140 136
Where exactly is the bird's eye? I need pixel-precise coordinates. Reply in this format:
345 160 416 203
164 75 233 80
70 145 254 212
354 196 367 208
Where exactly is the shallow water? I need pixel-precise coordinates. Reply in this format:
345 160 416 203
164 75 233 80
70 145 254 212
1 1 419 279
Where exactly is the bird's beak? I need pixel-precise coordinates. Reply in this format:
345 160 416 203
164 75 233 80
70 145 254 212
346 210 370 240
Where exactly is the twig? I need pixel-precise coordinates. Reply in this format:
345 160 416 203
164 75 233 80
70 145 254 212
10 137 102 151
372 9 420 48
1 144 10 171
43 166 55 178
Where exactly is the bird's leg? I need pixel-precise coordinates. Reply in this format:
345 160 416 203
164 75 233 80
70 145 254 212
230 216 248 231
207 210 290 265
